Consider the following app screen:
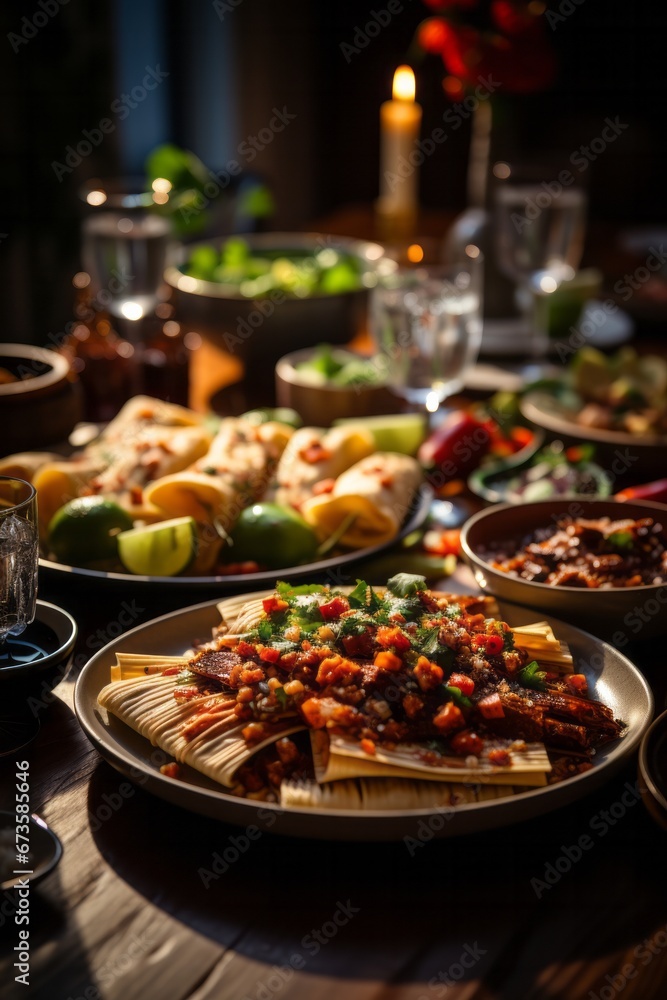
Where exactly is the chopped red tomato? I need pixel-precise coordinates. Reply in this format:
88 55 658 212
319 596 350 620
262 596 289 615
447 672 474 696
414 655 444 691
565 673 588 696
471 634 504 656
258 646 280 663
316 655 361 686
433 701 465 733
423 529 461 557
376 625 411 651
161 665 181 676
236 640 257 658
488 748 511 766
450 730 484 756
312 477 336 496
374 650 403 672
360 738 376 755
300 444 332 464
477 693 505 719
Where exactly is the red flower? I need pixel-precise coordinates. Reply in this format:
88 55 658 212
418 17 452 54
441 24 482 82
491 1 543 36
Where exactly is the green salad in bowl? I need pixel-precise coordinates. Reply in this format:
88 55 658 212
181 237 365 299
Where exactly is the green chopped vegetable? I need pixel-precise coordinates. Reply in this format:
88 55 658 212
257 620 273 642
518 660 548 691
443 685 472 709
276 581 327 600
274 686 288 709
608 530 634 549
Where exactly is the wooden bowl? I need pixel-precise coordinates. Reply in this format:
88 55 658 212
0 345 82 456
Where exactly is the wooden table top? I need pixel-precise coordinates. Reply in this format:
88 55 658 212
2 565 667 1000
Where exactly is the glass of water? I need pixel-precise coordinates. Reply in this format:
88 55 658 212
371 259 483 413
0 478 38 659
495 176 587 357
81 178 172 322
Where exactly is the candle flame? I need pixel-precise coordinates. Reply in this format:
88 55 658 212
392 65 415 102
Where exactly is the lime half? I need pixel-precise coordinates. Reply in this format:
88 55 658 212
333 413 426 455
117 517 197 577
48 497 133 565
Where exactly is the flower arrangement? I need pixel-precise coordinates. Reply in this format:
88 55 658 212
417 1 556 100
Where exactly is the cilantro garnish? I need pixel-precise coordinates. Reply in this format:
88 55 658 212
274 686 288 709
387 573 427 598
257 619 273 642
348 579 385 613
518 660 547 691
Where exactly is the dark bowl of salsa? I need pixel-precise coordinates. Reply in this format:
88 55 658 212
461 498 667 641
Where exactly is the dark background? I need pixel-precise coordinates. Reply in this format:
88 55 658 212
0 0 665 345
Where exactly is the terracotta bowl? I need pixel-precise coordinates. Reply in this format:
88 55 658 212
461 497 667 641
0 345 82 456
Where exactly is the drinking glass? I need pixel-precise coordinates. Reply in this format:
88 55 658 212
371 260 482 413
81 178 172 321
0 478 38 660
495 179 587 357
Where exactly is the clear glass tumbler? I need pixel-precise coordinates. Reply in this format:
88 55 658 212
371 260 483 413
0 478 38 656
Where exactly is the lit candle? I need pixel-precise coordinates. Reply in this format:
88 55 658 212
378 66 422 223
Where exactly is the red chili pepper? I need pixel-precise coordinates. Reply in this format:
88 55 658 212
615 479 667 505
418 411 491 481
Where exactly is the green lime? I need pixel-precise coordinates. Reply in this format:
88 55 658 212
117 517 197 577
333 413 426 455
228 503 319 569
48 497 133 565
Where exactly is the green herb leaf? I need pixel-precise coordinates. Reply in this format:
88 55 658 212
257 620 273 642
387 573 427 599
442 603 462 620
274 686 288 709
518 660 547 691
418 629 440 658
608 530 634 550
348 579 370 607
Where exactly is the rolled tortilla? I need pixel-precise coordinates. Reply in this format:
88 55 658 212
192 418 292 501
0 452 62 483
301 451 422 548
33 457 106 534
89 425 212 495
269 425 375 509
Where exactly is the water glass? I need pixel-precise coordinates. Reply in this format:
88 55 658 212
495 178 587 356
0 478 38 651
371 261 482 412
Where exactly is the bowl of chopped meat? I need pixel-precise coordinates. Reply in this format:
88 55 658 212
461 498 667 640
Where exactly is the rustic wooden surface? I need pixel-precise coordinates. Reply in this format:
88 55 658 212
1 564 666 1000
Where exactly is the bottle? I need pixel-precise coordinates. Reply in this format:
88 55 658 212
60 272 137 422
136 301 192 407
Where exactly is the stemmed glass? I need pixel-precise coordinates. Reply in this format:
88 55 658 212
494 175 587 358
0 478 38 665
370 258 483 417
